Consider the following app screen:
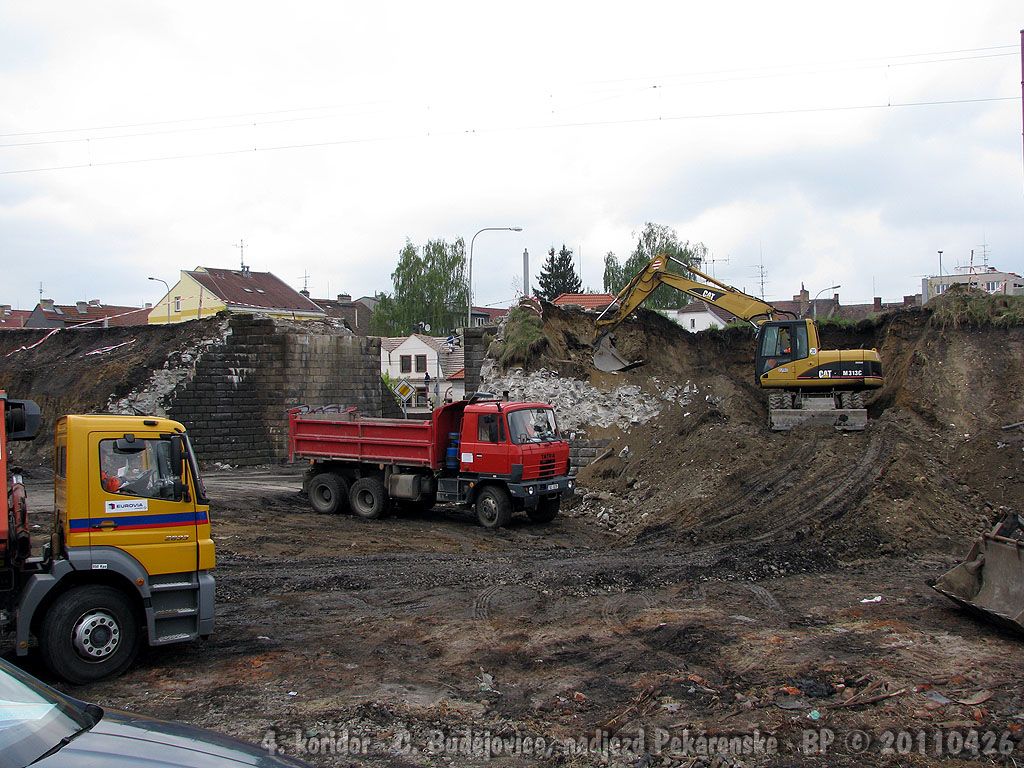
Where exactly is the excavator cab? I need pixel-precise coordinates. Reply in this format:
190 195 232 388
755 321 810 377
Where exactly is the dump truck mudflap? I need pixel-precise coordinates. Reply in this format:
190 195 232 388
932 513 1024 635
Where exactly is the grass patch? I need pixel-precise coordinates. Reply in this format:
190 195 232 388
491 306 548 367
930 284 1024 328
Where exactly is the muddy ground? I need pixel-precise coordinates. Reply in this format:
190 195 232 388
6 301 1024 766
18 465 1024 768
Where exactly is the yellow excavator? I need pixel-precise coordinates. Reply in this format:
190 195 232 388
593 254 883 430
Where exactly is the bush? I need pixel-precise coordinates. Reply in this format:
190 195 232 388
495 306 548 367
930 284 1024 328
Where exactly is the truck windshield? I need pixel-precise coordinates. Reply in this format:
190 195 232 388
507 408 559 444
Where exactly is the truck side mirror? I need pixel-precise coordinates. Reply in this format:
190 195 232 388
169 435 186 500
5 399 41 441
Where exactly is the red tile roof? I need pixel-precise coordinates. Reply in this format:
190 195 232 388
471 306 509 321
47 304 150 327
552 293 616 310
0 309 31 329
188 268 324 314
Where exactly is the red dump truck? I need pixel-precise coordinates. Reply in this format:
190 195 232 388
288 394 574 529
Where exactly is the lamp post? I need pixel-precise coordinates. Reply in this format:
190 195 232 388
812 284 840 320
148 277 171 324
467 226 522 328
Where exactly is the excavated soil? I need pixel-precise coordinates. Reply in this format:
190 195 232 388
5 303 1024 767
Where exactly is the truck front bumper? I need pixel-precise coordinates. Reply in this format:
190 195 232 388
506 476 575 508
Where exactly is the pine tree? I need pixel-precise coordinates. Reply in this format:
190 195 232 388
535 244 582 301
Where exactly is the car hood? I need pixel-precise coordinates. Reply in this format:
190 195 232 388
33 708 307 768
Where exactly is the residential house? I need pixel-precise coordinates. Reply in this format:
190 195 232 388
469 306 509 327
922 267 1024 304
380 333 465 411
772 284 920 321
0 305 32 329
310 293 375 335
661 301 738 331
147 266 325 324
25 299 151 329
552 293 616 311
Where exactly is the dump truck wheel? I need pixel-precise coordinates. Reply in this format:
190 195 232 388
40 585 139 685
350 477 387 520
308 473 348 514
476 486 512 529
528 495 560 523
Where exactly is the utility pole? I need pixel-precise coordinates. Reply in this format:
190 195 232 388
938 250 943 278
522 249 530 297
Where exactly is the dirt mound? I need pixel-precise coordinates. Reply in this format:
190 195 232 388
497 303 1023 560
0 319 228 464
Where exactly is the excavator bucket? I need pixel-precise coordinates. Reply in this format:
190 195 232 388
932 513 1024 635
593 335 645 373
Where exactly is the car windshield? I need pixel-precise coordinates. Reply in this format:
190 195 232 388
507 408 559 444
0 659 94 766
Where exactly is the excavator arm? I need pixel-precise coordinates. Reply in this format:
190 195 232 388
593 254 791 371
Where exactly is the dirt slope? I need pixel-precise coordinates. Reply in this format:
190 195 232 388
509 303 1023 560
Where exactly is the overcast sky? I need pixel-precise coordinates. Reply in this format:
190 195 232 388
1 2 1021 314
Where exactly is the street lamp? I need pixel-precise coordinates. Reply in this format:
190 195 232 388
467 226 522 328
148 276 171 324
812 284 840 320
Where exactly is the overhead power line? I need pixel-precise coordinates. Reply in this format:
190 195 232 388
0 95 1015 176
0 42 1016 141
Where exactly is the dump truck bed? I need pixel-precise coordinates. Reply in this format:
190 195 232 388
288 408 442 468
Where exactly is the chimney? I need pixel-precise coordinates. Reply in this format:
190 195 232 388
0 304 10 314
88 299 101 306
338 293 352 303
873 297 882 312
40 298 55 311
833 293 839 303
144 302 152 309
794 283 809 315
300 289 310 298
76 301 88 313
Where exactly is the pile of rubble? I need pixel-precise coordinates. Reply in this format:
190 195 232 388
107 320 229 416
479 361 713 434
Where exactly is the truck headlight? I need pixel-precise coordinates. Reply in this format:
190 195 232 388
527 486 534 494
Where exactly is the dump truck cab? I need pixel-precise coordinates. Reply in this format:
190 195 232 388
3 397 214 684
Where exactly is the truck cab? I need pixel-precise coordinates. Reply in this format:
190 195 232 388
443 400 573 527
3 397 214 684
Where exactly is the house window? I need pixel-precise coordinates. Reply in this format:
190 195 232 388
174 296 181 312
415 354 427 373
400 355 412 373
690 319 696 329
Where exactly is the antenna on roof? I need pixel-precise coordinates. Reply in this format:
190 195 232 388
300 270 310 292
234 239 249 276
38 282 43 301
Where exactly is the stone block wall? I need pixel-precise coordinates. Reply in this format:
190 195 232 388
167 316 383 465
462 326 490 395
569 437 612 476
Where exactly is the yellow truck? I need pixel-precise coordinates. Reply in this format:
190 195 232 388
2 392 214 683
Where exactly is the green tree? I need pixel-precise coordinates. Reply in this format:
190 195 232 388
602 251 623 294
370 238 469 336
535 244 582 301
606 223 708 309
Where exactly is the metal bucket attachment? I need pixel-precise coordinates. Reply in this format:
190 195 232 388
932 513 1024 635
593 335 645 373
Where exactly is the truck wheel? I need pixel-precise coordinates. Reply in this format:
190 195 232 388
528 495 560 524
40 585 140 685
308 473 348 514
350 477 387 520
476 486 512 529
